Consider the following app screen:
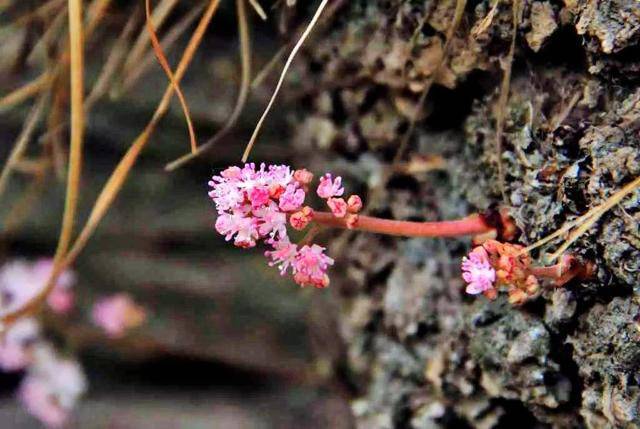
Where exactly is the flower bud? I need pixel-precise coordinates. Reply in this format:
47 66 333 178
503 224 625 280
346 195 363 213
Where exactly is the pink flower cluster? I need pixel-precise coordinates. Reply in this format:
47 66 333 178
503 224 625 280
208 164 362 288
0 259 85 427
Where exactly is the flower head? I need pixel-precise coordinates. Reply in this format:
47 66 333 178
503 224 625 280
208 164 350 289
461 246 496 295
208 163 304 247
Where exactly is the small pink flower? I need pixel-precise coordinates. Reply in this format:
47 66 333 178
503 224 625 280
215 211 259 248
278 184 305 212
293 245 334 288
461 246 496 295
249 186 270 208
327 198 348 218
254 202 287 237
317 174 344 199
265 238 298 275
92 294 146 338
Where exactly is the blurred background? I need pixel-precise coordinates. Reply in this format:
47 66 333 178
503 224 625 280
0 0 353 427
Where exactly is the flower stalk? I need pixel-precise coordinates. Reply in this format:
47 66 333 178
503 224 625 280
312 211 492 237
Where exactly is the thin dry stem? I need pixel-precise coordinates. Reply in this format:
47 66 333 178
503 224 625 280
120 3 204 94
15 0 66 25
145 0 198 153
248 0 266 20
253 47 289 93
85 0 112 36
0 73 51 112
165 0 252 171
548 176 640 261
242 0 329 163
54 0 85 260
122 0 179 75
0 94 48 200
40 8 141 144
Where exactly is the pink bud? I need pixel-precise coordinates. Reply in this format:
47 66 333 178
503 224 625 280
346 195 363 213
290 207 314 230
294 169 314 185
327 198 348 218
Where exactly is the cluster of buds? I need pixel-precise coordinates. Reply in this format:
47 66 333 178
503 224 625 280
208 163 363 288
462 239 593 305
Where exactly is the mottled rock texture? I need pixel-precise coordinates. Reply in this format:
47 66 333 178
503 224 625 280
289 1 640 427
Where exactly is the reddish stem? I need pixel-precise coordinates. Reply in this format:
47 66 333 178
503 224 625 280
312 212 493 238
529 255 594 287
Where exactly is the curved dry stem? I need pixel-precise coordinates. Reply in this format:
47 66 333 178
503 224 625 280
165 0 252 171
121 3 204 94
122 0 179 75
146 0 198 153
241 0 329 163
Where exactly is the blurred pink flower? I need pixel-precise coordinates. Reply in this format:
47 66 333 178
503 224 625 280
0 318 40 371
19 344 86 428
92 293 146 338
0 259 75 316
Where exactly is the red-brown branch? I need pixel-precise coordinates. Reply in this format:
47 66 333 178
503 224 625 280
312 212 493 238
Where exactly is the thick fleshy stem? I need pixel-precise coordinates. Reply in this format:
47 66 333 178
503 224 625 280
312 211 493 238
